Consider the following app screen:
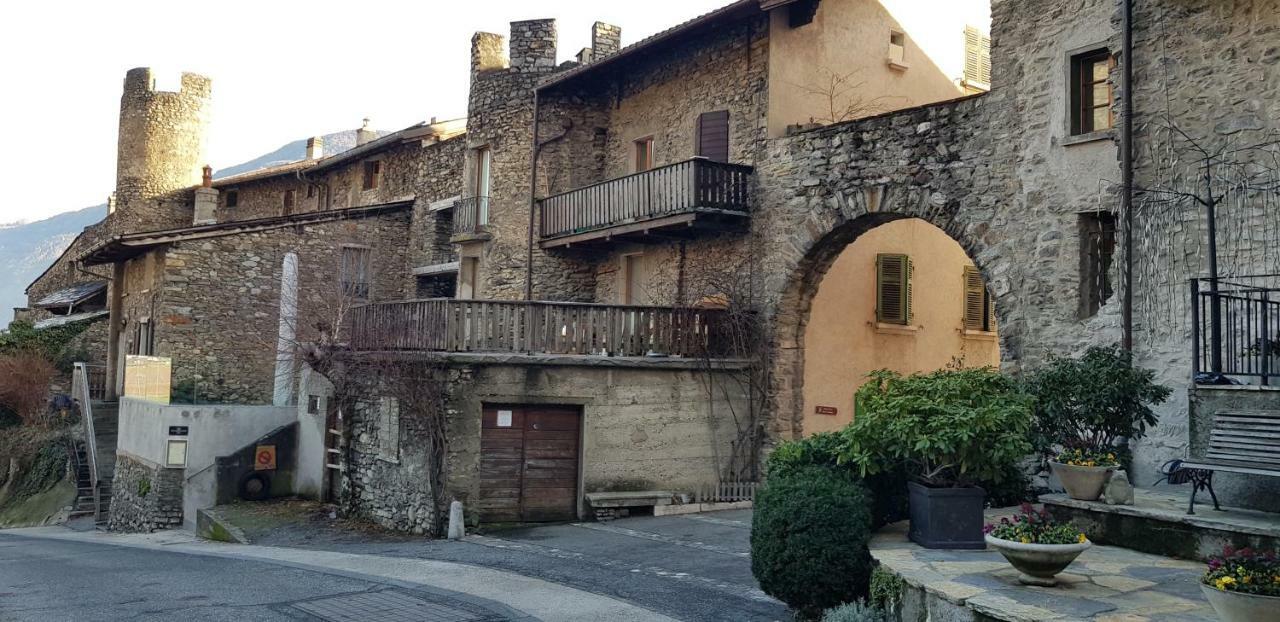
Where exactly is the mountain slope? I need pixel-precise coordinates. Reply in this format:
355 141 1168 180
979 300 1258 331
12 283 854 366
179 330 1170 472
3 128 385 322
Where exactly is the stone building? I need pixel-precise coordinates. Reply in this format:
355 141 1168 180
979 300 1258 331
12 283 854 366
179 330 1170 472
26 0 1279 533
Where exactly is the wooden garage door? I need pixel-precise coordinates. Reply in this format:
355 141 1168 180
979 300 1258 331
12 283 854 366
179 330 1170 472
479 406 581 523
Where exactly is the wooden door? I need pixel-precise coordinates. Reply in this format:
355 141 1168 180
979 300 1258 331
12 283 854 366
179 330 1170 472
479 406 581 523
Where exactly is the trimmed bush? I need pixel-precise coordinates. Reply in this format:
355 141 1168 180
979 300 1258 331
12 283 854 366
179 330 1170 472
752 465 875 618
767 433 909 528
821 601 890 622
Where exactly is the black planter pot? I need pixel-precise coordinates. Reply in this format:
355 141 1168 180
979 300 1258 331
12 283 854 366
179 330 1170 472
907 481 986 549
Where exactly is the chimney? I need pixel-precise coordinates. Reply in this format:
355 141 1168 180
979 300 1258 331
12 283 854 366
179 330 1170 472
509 19 558 73
107 192 117 215
193 164 218 225
356 119 375 146
592 22 621 59
306 136 324 160
575 47 593 64
471 32 508 75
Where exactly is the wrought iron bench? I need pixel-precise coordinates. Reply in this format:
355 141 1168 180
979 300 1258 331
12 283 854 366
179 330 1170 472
1167 410 1280 514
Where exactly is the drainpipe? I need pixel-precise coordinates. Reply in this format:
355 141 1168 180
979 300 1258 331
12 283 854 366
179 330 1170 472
1121 0 1135 352
525 89 541 301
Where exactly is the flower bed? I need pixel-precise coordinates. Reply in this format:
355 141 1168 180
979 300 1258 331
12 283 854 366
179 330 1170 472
1204 546 1280 596
985 503 1087 545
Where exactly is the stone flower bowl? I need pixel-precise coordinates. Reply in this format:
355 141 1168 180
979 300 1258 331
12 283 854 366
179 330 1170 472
1200 584 1280 622
985 534 1091 586
1049 461 1114 501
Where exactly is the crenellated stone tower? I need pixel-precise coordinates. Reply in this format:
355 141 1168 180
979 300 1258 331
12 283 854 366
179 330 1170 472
112 67 212 234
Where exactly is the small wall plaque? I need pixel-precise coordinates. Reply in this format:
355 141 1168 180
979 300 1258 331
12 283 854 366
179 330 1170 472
814 405 838 416
255 445 277 471
168 426 189 436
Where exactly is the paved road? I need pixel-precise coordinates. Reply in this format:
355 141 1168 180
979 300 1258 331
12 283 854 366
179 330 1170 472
0 534 531 622
249 509 788 622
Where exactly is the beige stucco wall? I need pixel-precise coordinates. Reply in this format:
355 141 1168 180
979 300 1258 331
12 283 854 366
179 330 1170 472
801 218 999 435
766 0 989 137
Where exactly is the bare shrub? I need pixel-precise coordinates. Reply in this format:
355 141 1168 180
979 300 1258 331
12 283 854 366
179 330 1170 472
0 351 56 426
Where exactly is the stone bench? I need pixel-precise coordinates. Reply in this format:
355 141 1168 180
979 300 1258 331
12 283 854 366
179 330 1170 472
586 491 676 521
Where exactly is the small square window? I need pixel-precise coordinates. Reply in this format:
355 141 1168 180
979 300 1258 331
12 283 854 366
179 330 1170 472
225 190 239 208
634 137 654 173
307 395 322 415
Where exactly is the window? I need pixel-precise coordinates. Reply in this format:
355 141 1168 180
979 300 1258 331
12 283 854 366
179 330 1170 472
282 189 296 215
472 147 491 225
875 253 912 325
225 190 239 208
307 185 316 199
1071 49 1114 135
634 136 654 173
131 319 154 356
376 396 399 463
963 26 992 87
696 111 730 163
962 265 995 332
1079 211 1117 317
307 395 322 415
362 160 382 190
621 253 649 305
340 246 371 299
888 30 907 69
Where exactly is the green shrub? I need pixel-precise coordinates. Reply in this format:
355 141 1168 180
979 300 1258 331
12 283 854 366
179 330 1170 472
1025 344 1171 457
869 566 904 612
821 601 890 622
841 368 1034 488
751 465 875 619
768 434 909 528
0 320 91 365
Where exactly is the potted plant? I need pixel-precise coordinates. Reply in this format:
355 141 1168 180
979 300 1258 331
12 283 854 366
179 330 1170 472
841 368 1034 549
984 503 1091 586
1050 447 1119 501
1026 345 1171 501
1201 546 1280 622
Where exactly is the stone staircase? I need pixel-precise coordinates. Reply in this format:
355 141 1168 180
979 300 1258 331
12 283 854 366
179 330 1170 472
68 402 118 527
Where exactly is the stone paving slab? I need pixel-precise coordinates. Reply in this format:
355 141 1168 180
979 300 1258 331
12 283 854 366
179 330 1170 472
1042 488 1280 538
871 521 1217 622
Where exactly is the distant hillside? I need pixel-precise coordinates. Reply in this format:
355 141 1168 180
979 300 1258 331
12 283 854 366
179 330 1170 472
3 128 388 323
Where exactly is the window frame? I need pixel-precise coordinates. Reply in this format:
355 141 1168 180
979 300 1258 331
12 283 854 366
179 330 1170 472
875 253 912 326
1069 47 1115 136
225 190 239 208
361 160 382 191
339 245 372 300
1078 210 1117 318
282 189 296 215
634 136 654 173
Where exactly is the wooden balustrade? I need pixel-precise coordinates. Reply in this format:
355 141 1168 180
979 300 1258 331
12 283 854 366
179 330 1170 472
539 158 753 240
350 298 733 358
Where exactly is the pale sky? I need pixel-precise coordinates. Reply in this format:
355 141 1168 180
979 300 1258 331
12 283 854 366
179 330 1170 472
0 0 732 223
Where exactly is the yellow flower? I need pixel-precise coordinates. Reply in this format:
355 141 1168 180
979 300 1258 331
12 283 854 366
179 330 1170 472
1216 576 1237 591
1107 453 1116 461
1242 575 1252 584
1021 537 1031 544
1078 533 1088 543
1086 461 1096 467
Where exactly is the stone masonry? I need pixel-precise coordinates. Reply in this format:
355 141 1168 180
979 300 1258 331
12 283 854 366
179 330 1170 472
108 453 183 532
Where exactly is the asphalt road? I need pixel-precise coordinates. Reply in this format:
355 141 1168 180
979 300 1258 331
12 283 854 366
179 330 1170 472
0 534 523 622
249 509 789 622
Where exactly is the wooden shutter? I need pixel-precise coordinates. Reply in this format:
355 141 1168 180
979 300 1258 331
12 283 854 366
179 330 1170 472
963 265 985 331
964 26 991 87
696 110 730 163
876 254 911 325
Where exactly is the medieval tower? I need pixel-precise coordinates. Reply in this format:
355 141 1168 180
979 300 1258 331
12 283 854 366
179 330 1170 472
112 67 212 234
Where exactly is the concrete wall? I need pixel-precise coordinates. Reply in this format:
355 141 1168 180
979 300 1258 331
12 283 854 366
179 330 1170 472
295 366 334 500
766 0 985 137
802 218 999 435
446 360 751 521
114 397 295 529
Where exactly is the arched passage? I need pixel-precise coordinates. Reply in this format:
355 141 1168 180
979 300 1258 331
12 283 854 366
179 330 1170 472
801 217 999 434
769 211 1010 441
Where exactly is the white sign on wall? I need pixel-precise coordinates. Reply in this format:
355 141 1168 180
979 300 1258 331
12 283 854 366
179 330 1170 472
497 410 513 427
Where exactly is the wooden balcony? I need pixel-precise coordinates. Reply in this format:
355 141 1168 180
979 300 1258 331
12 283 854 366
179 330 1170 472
350 298 733 358
538 158 753 249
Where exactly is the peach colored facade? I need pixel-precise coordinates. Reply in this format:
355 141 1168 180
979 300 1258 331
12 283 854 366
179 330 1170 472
801 218 1000 435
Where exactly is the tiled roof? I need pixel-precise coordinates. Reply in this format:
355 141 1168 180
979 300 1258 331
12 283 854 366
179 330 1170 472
212 160 317 187
32 281 107 309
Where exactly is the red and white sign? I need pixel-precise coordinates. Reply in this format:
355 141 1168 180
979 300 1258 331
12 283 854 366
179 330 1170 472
255 445 277 471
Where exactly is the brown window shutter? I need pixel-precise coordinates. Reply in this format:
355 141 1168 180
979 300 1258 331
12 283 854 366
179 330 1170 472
696 110 730 163
963 26 991 86
876 253 911 325
963 265 985 330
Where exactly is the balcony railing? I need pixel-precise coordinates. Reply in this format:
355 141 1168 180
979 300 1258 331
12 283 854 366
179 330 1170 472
350 298 732 358
452 196 490 237
539 158 753 242
1192 275 1280 385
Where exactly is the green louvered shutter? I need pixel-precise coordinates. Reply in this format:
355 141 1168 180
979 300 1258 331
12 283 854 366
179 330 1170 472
876 253 911 325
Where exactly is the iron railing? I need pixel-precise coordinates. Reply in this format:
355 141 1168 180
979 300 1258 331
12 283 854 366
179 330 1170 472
1192 275 1280 384
71 363 102 522
539 158 753 240
350 298 733 358
452 196 490 237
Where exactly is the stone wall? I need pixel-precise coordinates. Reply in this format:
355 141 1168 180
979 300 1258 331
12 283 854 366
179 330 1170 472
151 209 412 403
344 380 441 535
108 453 183 533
